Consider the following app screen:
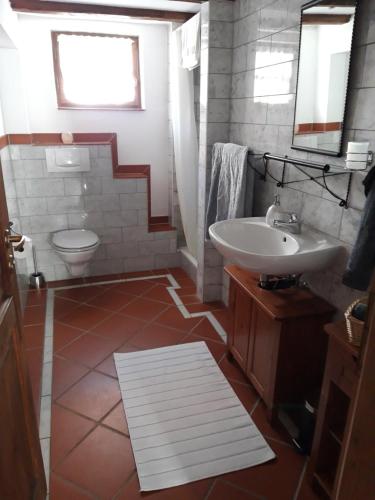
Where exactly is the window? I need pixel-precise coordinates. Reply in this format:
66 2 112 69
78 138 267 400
51 31 142 110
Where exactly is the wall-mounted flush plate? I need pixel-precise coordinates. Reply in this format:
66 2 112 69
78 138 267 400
45 147 90 172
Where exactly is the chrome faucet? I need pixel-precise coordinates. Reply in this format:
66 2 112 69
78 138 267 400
273 213 301 234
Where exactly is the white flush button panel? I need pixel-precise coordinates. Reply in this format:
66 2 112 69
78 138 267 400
46 147 90 172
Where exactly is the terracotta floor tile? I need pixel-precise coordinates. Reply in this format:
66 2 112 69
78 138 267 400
223 440 304 500
87 289 135 311
95 344 138 378
120 270 154 279
181 294 201 305
52 356 90 400
251 400 290 445
59 304 112 331
121 297 169 321
155 307 201 332
51 404 96 469
112 280 154 296
228 379 259 414
186 301 224 314
212 309 232 333
56 426 135 499
92 313 146 344
207 480 260 499
176 287 197 297
168 268 195 287
116 473 213 500
58 333 121 368
50 473 95 500
57 371 121 421
146 276 171 286
182 334 227 363
23 324 45 350
55 285 107 304
83 273 120 283
23 305 45 326
54 322 84 352
218 355 251 385
130 322 186 349
191 318 225 343
26 289 47 307
49 278 85 289
102 402 128 435
54 297 81 321
142 284 175 304
147 267 169 275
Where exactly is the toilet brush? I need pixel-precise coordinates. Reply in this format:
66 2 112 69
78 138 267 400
29 245 45 289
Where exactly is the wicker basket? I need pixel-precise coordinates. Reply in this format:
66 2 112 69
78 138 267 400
344 297 368 347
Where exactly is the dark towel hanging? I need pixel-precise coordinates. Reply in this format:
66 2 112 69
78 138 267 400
342 166 375 291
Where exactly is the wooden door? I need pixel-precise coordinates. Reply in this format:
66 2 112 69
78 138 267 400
0 161 46 498
231 285 252 371
246 305 279 407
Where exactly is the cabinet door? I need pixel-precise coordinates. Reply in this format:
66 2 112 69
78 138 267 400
231 286 252 371
247 305 280 405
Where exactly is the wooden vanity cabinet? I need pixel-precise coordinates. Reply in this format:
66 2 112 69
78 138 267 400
226 265 335 423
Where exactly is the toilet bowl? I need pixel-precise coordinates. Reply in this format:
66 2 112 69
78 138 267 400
51 229 100 277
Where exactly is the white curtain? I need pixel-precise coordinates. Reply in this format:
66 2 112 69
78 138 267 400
171 29 198 258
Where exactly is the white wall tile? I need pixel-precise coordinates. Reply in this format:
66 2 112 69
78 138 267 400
84 194 120 212
47 196 84 214
18 197 48 216
26 179 64 197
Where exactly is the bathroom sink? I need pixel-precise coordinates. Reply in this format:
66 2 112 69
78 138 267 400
208 217 342 276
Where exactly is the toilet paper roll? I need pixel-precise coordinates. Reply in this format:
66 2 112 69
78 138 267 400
345 160 367 171
14 235 32 260
347 142 369 154
346 152 368 162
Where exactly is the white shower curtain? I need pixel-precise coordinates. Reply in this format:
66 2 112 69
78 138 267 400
171 29 198 259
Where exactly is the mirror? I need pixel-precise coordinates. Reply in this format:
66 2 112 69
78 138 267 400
292 0 357 156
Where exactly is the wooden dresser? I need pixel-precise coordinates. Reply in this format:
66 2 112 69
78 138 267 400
225 265 335 424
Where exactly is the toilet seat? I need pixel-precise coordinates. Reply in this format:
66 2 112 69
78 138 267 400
52 229 99 253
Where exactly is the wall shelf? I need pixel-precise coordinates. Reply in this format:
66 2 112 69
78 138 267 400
248 152 359 208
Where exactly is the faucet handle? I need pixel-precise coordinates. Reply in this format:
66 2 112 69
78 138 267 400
289 213 299 223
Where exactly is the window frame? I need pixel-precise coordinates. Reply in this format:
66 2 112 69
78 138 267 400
51 30 142 110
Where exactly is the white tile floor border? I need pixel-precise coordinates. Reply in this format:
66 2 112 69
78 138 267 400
38 273 228 492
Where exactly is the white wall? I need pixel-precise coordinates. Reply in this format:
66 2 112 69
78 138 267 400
15 15 171 216
0 94 5 136
0 48 30 133
0 0 20 47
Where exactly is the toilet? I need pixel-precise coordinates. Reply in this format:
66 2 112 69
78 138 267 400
51 229 100 277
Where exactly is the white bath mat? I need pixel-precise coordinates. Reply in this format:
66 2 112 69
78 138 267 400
114 341 275 491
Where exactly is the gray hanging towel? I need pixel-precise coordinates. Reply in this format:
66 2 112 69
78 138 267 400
206 142 251 237
343 167 375 291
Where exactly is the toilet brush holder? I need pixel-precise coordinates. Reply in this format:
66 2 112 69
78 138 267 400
29 272 45 289
29 245 45 288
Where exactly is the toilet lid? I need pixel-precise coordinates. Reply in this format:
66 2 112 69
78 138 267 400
52 229 99 250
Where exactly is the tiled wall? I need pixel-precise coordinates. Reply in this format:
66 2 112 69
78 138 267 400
228 0 374 311
2 143 179 282
197 0 234 303
1 146 28 312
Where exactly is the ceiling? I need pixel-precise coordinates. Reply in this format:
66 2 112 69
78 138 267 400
41 0 201 13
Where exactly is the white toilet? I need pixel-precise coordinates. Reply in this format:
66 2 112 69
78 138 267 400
51 229 100 277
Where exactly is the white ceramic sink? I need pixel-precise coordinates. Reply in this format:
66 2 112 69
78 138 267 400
209 217 342 276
